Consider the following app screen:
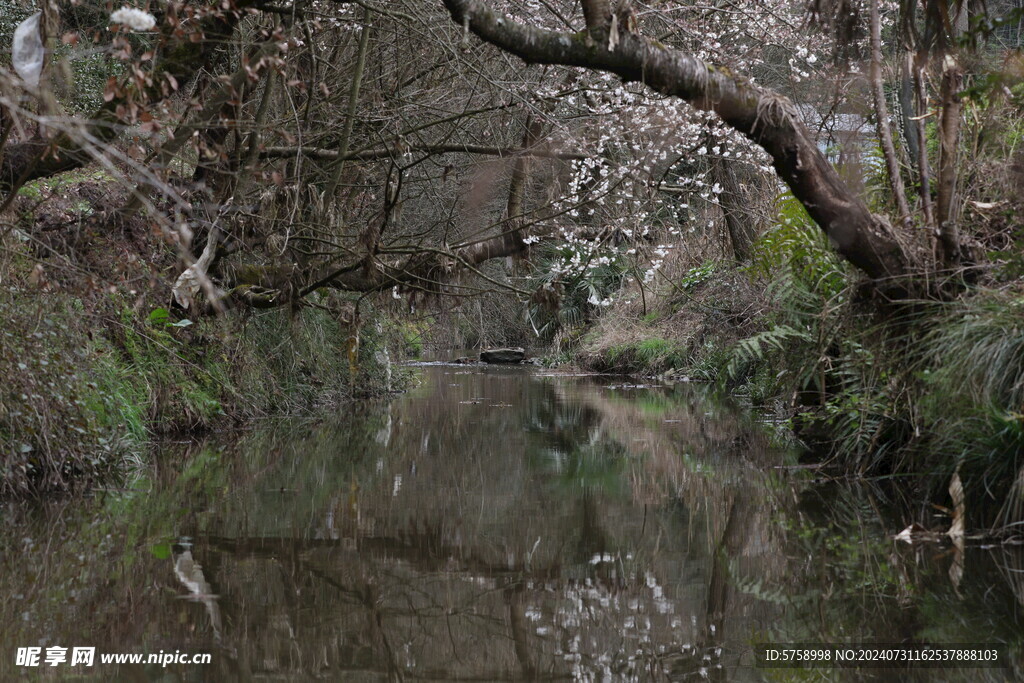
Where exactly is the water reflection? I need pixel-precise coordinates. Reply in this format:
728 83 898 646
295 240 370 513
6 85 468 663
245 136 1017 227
0 364 1021 680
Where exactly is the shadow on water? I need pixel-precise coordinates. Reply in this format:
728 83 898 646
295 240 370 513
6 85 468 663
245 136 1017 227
1 364 1022 680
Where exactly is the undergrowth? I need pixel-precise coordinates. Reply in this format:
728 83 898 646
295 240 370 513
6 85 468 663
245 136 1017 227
574 189 1024 528
0 253 400 497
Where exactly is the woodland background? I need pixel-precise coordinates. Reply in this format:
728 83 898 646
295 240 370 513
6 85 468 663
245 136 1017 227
0 0 1022 528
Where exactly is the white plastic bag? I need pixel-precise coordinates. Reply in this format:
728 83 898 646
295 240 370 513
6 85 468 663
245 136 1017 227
12 12 45 88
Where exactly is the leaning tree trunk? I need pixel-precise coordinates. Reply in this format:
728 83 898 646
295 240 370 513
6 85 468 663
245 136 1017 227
440 0 913 293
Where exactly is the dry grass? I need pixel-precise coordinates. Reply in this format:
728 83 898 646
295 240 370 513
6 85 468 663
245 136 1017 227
575 253 769 375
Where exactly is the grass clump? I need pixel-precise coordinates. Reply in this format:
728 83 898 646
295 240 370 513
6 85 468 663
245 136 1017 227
588 337 691 375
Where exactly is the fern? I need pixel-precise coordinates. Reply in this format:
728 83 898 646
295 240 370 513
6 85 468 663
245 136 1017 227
727 324 812 380
749 192 848 301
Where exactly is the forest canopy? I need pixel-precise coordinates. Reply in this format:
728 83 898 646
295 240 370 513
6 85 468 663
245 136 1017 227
1 0 1020 308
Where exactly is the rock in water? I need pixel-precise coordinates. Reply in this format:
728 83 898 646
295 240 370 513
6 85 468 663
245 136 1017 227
480 347 526 364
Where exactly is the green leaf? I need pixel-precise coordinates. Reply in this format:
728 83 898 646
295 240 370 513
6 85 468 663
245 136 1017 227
168 319 193 328
151 543 172 560
148 308 170 325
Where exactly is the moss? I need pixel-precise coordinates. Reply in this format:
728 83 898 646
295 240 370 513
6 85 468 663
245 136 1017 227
18 169 113 201
393 317 432 358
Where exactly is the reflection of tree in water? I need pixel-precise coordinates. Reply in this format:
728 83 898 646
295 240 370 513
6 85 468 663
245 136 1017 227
159 371 781 679
2 368 1021 680
523 381 631 499
766 482 1024 681
0 370 779 679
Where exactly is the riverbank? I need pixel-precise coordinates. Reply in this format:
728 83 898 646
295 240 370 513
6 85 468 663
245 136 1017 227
0 174 402 497
568 242 1024 530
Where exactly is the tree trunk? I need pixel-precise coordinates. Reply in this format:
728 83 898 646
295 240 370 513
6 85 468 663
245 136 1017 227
709 144 757 261
911 54 936 231
441 0 912 291
869 0 912 228
581 0 612 31
936 54 963 267
899 53 920 173
504 113 545 228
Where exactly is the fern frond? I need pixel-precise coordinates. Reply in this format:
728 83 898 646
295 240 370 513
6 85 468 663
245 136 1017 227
727 324 812 379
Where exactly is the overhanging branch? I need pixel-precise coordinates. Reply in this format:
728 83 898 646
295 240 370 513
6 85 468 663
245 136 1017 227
260 143 585 162
440 0 913 287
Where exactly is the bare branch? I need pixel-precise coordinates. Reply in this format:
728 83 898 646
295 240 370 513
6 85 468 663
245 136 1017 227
260 143 585 162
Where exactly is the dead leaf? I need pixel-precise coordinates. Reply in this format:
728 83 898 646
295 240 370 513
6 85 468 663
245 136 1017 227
948 469 965 540
895 523 926 543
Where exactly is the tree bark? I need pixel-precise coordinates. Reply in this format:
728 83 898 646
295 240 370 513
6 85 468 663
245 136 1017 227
504 114 545 226
709 147 757 261
899 53 920 173
911 54 936 230
581 0 612 31
440 0 912 291
936 54 963 267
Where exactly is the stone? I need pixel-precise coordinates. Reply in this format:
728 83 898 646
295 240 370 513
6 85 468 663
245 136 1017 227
480 347 526 364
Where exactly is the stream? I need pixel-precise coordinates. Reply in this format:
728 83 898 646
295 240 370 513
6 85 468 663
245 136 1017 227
1 362 1021 680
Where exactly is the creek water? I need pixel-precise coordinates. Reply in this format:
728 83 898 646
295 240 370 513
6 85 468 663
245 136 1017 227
0 363 1021 680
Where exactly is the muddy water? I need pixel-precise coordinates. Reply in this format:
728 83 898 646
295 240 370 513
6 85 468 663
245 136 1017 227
1 364 1021 680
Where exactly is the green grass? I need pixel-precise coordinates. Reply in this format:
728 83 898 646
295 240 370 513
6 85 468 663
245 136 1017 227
603 337 689 374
